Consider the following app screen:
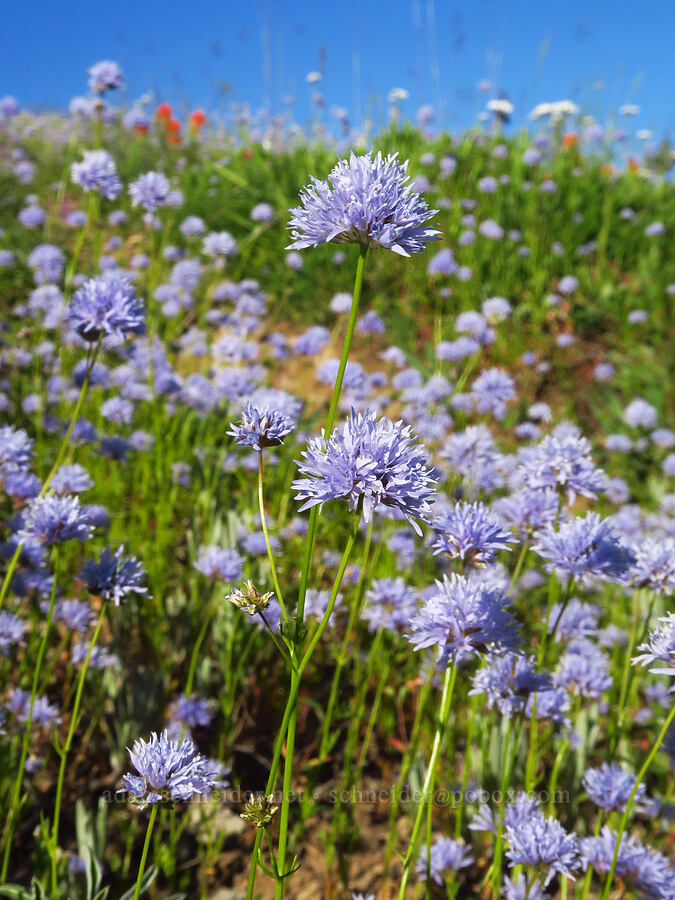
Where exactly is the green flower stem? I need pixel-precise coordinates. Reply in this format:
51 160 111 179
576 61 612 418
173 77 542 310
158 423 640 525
397 661 458 900
247 244 368 900
50 600 108 894
526 576 572 791
383 662 436 886
257 450 288 625
329 627 385 855
185 602 215 697
319 519 373 759
508 539 530 594
578 812 604 900
133 803 159 900
64 191 95 296
274 513 361 900
296 243 367 626
355 652 389 778
0 338 102 614
547 696 583 815
455 692 479 838
1 552 60 881
245 514 361 900
610 589 656 758
489 715 525 896
599 702 675 900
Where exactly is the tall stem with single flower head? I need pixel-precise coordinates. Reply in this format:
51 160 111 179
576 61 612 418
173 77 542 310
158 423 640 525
397 661 458 900
49 599 108 894
1 551 60 881
599 701 675 900
0 336 102 614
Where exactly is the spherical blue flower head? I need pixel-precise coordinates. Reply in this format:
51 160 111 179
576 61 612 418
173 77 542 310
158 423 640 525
50 464 93 495
50 598 94 633
66 273 145 343
179 215 206 237
71 150 121 200
129 171 170 212
518 431 606 504
546 598 600 641
27 244 64 284
427 247 457 276
633 613 675 680
471 369 516 420
624 398 658 429
287 151 440 256
408 574 519 666
582 762 646 812
470 650 551 717
2 469 40 503
0 425 33 473
362 576 417 633
203 231 237 257
120 730 225 807
505 810 580 886
170 259 202 291
194 545 244 582
0 611 26 653
532 513 634 585
228 402 295 451
502 873 546 900
630 538 675 594
304 588 343 619
432 500 518 566
581 826 674 898
88 60 124 93
293 409 436 535
415 836 473 884
80 546 148 606
525 687 570 725
8 687 61 727
294 325 330 356
20 493 93 545
168 693 214 729
554 639 612 698
71 641 117 669
493 489 559 536
441 425 504 494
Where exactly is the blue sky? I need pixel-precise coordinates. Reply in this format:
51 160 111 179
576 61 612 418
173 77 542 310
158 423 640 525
1 0 672 136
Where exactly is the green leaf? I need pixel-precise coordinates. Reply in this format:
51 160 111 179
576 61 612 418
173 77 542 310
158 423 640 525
119 865 158 900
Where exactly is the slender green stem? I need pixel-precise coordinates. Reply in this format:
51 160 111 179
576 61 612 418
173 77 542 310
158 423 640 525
319 519 373 758
579 812 604 900
248 244 368 900
610 589 656 758
397 662 458 900
296 243 367 625
133 804 159 900
0 340 102 614
455 693 478 838
1 552 59 881
257 451 288 625
599 702 675 900
383 663 435 885
356 656 389 777
185 604 214 697
50 600 108 894
274 514 361 900
508 539 529 594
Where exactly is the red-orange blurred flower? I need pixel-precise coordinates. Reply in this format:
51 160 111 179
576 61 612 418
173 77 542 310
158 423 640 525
167 118 181 133
156 103 172 120
628 158 638 173
189 109 207 129
562 132 578 149
134 124 148 135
